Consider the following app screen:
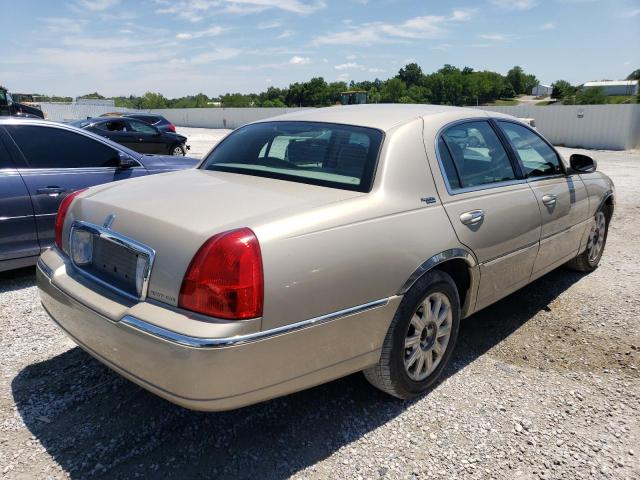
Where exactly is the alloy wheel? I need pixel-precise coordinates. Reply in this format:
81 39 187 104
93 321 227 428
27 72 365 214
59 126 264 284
404 292 452 381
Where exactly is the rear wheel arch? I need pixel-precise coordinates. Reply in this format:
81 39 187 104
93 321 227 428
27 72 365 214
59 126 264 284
398 249 478 318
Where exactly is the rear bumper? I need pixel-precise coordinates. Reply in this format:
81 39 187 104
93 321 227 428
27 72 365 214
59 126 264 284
37 249 399 411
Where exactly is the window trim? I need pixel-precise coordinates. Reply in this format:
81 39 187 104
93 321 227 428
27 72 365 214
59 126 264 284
494 118 567 179
433 117 526 196
200 120 385 193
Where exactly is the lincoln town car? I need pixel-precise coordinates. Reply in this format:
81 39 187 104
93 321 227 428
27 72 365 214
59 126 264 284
36 105 614 410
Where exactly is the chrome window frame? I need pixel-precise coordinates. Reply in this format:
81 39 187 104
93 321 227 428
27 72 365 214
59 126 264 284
433 117 526 196
68 220 156 302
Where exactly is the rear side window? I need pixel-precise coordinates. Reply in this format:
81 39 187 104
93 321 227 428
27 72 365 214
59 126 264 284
5 125 120 169
497 121 562 177
127 120 157 134
438 121 516 190
201 121 383 192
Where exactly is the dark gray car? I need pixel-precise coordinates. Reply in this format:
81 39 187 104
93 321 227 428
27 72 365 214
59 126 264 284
0 119 199 272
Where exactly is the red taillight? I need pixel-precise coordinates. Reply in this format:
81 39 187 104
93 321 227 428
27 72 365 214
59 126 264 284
179 228 263 320
54 189 87 250
167 123 176 133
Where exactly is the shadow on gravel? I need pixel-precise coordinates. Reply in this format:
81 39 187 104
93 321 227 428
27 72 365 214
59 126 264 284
0 266 36 292
12 268 584 479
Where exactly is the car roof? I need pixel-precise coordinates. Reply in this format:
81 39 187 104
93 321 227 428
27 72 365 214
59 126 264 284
259 104 515 131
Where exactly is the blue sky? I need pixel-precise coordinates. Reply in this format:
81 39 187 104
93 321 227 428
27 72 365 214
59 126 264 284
1 0 638 98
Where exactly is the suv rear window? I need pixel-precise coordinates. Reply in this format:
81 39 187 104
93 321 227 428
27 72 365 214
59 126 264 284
200 121 383 192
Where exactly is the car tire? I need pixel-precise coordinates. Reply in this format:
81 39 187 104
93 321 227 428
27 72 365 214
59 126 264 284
566 206 611 272
363 270 460 400
170 145 185 156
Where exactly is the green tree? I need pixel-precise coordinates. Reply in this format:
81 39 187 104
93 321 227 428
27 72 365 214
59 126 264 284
397 63 424 87
507 66 538 95
380 78 407 102
626 69 640 80
139 92 168 109
551 80 572 100
575 86 607 105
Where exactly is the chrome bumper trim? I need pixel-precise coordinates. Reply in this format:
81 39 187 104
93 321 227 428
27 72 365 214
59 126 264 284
37 256 54 279
121 298 390 349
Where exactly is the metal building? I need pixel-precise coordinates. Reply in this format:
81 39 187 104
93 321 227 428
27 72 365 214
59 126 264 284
531 84 553 96
582 80 639 96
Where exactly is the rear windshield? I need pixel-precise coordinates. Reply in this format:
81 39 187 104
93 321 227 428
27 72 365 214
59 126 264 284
200 121 383 192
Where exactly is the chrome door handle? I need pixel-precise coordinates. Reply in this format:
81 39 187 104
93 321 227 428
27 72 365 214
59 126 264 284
460 209 485 226
37 187 67 197
542 194 557 206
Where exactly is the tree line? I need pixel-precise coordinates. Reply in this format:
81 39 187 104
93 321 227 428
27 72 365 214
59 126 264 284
28 64 640 109
110 63 539 109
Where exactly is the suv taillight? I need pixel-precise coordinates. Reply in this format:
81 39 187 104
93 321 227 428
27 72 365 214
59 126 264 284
167 123 176 133
179 228 263 320
55 189 87 250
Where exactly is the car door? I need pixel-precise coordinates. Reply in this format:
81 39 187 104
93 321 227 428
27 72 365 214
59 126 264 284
125 119 165 154
428 119 542 311
3 124 148 249
0 131 39 268
496 120 589 277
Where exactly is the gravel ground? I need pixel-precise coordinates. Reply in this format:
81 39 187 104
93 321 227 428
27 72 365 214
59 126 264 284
1 143 639 479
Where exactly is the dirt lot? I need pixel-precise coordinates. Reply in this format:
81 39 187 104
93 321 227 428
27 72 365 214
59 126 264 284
1 138 639 479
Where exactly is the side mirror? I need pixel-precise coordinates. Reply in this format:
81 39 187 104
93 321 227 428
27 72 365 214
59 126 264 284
569 154 597 173
117 151 137 169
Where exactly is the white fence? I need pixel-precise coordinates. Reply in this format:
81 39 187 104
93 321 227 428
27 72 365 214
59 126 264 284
40 103 139 122
477 104 640 150
41 102 640 150
149 107 311 129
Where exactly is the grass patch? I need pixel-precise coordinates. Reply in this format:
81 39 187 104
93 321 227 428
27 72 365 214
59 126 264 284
606 96 637 104
487 98 519 106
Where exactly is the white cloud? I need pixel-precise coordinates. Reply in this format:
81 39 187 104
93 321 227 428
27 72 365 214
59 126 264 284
176 26 225 40
431 43 451 51
627 8 640 17
43 18 85 34
258 20 282 29
278 30 295 39
313 8 473 46
540 22 556 30
367 67 385 73
478 33 511 41
346 54 357 60
490 0 537 10
191 48 243 64
156 0 324 20
289 56 311 65
72 0 119 11
334 62 365 70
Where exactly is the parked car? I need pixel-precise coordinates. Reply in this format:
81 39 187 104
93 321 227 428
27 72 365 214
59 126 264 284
0 86 45 119
99 112 177 133
72 117 189 156
37 105 614 411
0 118 198 272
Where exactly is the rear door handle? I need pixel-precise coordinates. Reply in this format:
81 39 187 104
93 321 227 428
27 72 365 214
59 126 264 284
37 187 67 197
460 209 485 226
542 194 557 206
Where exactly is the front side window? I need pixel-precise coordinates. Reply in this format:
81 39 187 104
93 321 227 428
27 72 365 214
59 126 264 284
498 121 562 177
5 125 120 169
128 120 157 134
200 121 383 192
438 121 516 190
